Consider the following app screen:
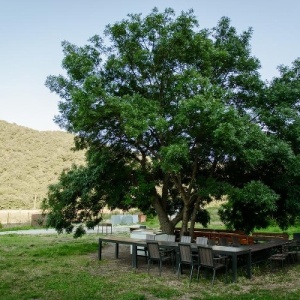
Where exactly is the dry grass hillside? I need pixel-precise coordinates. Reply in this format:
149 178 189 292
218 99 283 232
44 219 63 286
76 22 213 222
0 120 86 209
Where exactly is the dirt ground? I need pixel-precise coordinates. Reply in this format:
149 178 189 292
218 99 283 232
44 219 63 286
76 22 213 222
91 240 300 300
95 242 178 278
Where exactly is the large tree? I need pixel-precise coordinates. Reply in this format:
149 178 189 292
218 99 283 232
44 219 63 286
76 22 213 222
44 7 300 236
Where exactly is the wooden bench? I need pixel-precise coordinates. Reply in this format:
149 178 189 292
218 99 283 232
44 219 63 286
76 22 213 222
174 228 254 245
192 231 254 245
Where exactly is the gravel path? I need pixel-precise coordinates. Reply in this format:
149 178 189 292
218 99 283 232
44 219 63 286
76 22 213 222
0 224 134 235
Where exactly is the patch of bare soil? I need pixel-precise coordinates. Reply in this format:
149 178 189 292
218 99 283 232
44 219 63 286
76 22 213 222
93 243 177 277
90 242 196 300
89 242 300 300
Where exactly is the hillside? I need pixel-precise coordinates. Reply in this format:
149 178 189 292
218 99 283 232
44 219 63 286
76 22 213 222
0 120 86 209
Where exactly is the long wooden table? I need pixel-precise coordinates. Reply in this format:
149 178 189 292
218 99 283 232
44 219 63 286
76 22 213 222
98 236 252 282
249 239 287 252
248 239 288 264
98 236 178 268
208 245 251 282
98 236 289 282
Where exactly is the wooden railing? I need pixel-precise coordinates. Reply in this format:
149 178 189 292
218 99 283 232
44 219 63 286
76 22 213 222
174 228 290 245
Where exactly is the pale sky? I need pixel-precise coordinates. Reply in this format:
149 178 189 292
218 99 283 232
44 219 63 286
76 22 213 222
0 0 299 131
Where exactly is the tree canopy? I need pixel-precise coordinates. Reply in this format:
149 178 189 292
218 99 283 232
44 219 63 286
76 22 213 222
43 7 300 237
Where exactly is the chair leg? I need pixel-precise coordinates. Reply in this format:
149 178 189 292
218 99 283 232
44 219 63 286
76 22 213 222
197 266 201 281
159 261 162 276
144 247 148 262
171 252 176 272
189 266 194 282
212 269 216 286
204 269 208 279
177 263 181 279
147 259 150 274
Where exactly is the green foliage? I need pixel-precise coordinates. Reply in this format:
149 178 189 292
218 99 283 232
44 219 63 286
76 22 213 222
0 120 85 209
44 7 300 236
219 181 279 233
43 164 104 235
195 209 210 228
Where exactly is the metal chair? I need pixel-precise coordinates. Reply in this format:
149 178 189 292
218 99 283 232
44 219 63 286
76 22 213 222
219 237 229 246
143 234 156 258
166 234 176 242
197 246 228 285
286 240 298 263
155 234 176 242
146 234 156 240
293 233 300 242
177 243 199 282
232 236 241 247
196 236 208 245
208 239 216 246
180 235 192 243
147 241 172 276
158 234 176 267
268 243 289 269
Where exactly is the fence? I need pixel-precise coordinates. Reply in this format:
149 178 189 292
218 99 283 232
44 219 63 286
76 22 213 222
0 210 44 227
0 210 147 227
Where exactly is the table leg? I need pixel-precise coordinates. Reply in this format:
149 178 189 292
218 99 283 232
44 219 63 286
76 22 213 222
115 243 119 258
98 239 102 260
232 254 238 282
132 244 138 268
247 250 252 279
175 250 180 273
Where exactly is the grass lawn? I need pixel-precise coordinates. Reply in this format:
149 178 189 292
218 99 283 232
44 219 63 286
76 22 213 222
1 232 300 300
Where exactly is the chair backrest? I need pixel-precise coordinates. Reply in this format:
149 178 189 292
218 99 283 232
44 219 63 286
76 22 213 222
219 237 228 246
180 235 191 243
178 243 193 263
293 233 300 241
155 234 167 241
166 234 176 242
146 234 156 240
208 239 216 246
198 246 214 267
232 236 240 247
147 241 160 259
282 242 291 254
196 236 208 245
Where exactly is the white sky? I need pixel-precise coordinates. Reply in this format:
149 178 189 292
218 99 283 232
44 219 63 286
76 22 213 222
0 0 299 131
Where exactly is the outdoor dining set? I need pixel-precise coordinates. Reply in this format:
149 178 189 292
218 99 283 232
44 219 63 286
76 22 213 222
146 235 233 285
98 229 300 284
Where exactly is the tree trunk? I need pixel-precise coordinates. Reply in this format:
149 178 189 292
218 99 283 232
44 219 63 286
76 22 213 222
180 204 190 237
152 197 175 234
159 216 175 234
189 199 200 239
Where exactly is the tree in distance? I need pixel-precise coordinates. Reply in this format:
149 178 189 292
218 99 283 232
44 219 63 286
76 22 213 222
44 7 300 237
